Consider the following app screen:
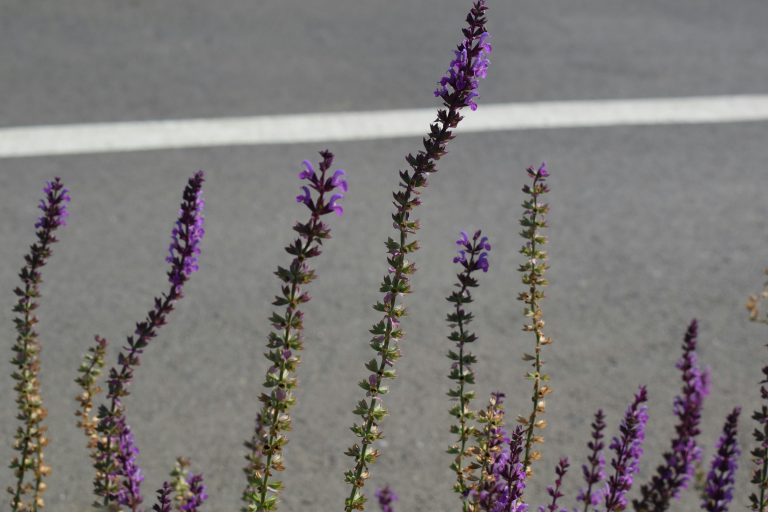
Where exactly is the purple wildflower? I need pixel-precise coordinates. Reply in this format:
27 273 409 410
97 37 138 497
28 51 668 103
489 428 528 512
296 154 347 217
375 486 398 512
634 319 710 512
538 458 570 512
180 473 208 512
434 1 492 111
602 386 649 512
454 229 492 273
298 160 315 180
167 171 206 290
152 482 173 512
577 409 607 512
35 177 71 229
330 169 349 192
703 408 741 512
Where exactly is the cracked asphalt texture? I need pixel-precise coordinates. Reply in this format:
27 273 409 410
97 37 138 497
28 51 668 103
1 1 767 510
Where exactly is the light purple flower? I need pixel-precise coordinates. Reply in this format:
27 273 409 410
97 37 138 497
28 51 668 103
115 420 144 509
299 160 316 180
330 169 349 192
296 186 312 206
328 193 344 216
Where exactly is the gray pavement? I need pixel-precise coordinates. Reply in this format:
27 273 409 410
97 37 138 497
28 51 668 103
1 1 767 511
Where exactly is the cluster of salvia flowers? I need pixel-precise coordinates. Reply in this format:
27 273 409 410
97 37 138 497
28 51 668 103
6 3 768 512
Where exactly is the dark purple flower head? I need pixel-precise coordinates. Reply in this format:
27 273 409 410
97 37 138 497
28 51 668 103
375 485 398 512
538 458 570 512
703 408 741 512
296 152 347 217
167 171 206 291
35 177 71 230
603 386 649 512
434 1 492 111
453 229 491 273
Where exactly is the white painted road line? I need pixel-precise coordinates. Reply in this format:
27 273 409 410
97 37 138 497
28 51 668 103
1 95 768 158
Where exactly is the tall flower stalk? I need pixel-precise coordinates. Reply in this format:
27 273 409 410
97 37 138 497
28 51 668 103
516 163 552 474
91 171 206 507
242 151 347 512
446 230 491 503
702 408 741 512
9 178 70 512
342 3 491 510
633 319 710 512
538 458 569 512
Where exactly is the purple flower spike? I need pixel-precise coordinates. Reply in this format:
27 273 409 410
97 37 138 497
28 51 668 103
434 1 492 111
375 485 398 512
635 319 710 512
166 171 206 291
603 386 649 512
539 458 570 512
703 408 741 512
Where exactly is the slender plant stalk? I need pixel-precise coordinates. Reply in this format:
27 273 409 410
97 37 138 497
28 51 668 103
516 163 552 475
342 4 491 510
446 230 491 505
93 171 205 507
9 178 69 512
242 151 347 512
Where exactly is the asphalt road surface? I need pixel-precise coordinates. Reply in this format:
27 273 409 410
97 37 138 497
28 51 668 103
1 1 767 511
